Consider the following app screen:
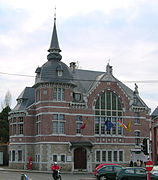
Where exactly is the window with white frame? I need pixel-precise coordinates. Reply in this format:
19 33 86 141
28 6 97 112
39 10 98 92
113 151 117 162
36 89 40 102
36 115 40 135
13 124 16 135
96 150 124 163
102 151 106 162
35 154 40 162
95 91 123 136
96 151 101 162
119 151 123 162
12 150 15 161
9 151 11 161
54 87 65 101
12 117 17 135
76 115 82 134
108 151 112 162
52 154 57 162
135 131 140 146
61 155 66 162
18 150 23 161
135 112 140 124
18 117 23 135
52 114 65 134
58 70 62 77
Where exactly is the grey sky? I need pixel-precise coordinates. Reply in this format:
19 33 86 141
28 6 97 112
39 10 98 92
0 0 158 112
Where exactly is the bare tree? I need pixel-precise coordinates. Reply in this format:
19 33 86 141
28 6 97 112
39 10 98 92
1 91 12 109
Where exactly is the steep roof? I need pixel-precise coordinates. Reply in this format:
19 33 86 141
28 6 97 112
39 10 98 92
72 64 148 109
151 106 158 118
12 87 35 112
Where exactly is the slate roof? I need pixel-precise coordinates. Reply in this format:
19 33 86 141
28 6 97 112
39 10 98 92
151 106 158 118
12 87 35 111
35 60 75 86
72 65 148 109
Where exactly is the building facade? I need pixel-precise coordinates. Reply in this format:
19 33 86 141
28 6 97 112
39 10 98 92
8 17 151 172
151 107 158 165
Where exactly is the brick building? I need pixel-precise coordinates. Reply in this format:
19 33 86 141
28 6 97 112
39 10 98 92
8 16 151 172
151 107 158 164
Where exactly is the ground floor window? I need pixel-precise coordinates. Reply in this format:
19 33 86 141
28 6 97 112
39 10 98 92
35 154 40 162
9 150 23 162
61 154 66 162
52 154 57 162
12 150 15 161
96 151 101 162
18 150 23 161
95 150 124 163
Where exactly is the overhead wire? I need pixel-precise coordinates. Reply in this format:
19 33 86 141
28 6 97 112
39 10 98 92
0 71 158 84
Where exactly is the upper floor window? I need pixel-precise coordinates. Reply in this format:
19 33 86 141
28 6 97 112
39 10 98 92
52 114 65 134
58 70 62 77
73 93 82 102
95 90 123 136
36 89 40 102
135 112 140 124
36 115 40 135
135 130 140 146
54 87 64 101
76 115 82 134
18 117 23 135
56 64 63 77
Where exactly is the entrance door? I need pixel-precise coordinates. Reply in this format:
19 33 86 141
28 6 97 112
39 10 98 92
74 147 87 170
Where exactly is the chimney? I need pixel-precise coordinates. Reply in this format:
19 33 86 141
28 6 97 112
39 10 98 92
70 62 76 72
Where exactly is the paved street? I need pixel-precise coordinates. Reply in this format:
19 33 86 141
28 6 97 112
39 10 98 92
0 170 96 180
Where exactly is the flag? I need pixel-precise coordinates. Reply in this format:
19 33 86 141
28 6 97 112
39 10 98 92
80 119 87 129
118 119 131 132
105 120 114 131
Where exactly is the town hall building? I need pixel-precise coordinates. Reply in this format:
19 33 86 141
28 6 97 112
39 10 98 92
8 16 151 172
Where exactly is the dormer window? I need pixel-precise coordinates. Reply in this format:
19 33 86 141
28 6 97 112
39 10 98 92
17 99 23 104
58 70 62 77
56 64 63 77
73 93 81 102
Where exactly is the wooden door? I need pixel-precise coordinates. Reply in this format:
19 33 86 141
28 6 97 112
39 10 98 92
74 147 87 170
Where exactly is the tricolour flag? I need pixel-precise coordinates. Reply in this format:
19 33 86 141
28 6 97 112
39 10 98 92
118 119 131 132
80 119 87 129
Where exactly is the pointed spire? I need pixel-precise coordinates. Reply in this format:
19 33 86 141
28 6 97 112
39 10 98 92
48 7 61 53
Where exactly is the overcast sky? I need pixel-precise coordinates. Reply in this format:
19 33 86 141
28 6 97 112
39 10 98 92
0 0 158 113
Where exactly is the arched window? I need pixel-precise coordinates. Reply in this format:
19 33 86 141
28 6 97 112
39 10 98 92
95 90 123 135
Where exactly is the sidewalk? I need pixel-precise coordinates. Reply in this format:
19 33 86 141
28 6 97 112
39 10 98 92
0 166 94 175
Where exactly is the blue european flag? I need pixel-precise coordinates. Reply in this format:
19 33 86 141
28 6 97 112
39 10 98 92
105 120 114 131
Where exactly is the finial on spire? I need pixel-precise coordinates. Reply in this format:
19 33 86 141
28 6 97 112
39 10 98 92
54 7 56 22
108 58 110 64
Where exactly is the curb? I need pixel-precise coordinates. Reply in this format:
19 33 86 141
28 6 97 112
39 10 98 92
0 167 94 175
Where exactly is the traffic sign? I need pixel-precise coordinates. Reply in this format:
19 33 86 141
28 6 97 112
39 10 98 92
146 160 153 171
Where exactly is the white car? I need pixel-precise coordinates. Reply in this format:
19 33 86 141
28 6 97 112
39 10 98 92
152 166 158 175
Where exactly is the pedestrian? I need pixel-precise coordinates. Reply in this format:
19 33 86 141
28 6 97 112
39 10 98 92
130 160 133 167
136 160 141 167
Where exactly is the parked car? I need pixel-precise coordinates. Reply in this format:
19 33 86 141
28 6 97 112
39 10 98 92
152 166 158 175
117 167 158 180
94 163 121 176
95 164 123 180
